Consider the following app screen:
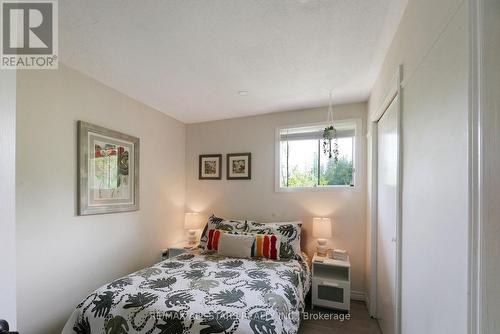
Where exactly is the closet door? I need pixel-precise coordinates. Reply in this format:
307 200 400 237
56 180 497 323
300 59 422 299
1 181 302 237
376 98 398 334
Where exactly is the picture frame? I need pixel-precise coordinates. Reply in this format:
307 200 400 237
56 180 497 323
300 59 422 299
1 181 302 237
199 154 222 180
227 153 251 180
77 121 140 215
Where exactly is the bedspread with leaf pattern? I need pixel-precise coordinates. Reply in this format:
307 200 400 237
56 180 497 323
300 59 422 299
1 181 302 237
62 251 311 334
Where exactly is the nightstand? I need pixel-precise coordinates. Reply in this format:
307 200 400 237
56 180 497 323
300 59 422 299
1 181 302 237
161 241 198 261
311 253 351 312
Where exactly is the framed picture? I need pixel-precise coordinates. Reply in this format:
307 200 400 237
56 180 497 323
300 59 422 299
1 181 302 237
77 121 140 215
227 153 251 180
199 154 222 180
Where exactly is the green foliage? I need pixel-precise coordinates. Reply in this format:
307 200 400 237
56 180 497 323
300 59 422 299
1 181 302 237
320 156 353 186
286 154 353 187
282 136 353 187
286 166 316 187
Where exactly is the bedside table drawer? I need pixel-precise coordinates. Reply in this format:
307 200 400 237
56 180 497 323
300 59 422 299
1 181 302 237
312 278 350 311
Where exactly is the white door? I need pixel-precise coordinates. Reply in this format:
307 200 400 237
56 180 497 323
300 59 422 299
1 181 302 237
376 98 398 334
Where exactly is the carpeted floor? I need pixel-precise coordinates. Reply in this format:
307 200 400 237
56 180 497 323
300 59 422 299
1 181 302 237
299 300 382 334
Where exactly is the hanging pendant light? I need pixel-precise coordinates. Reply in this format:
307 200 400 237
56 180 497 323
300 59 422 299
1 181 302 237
322 91 339 162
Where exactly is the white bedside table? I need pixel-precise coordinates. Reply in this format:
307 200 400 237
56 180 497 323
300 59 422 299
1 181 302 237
161 241 198 261
311 253 351 312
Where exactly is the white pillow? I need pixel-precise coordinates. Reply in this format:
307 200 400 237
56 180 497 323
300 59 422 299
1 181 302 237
217 233 255 259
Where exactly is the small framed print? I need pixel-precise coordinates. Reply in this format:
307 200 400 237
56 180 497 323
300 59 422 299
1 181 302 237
199 154 222 180
227 153 251 180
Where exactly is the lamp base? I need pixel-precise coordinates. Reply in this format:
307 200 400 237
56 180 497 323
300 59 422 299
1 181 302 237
187 230 197 245
316 238 328 256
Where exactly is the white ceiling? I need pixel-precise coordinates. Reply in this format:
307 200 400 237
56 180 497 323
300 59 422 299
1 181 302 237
60 0 408 123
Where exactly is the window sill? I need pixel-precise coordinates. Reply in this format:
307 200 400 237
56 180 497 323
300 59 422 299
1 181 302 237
276 185 356 193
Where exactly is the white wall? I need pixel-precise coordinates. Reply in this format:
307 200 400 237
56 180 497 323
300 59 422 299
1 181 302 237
15 65 186 333
185 103 368 294
367 0 469 333
479 0 500 332
0 71 17 330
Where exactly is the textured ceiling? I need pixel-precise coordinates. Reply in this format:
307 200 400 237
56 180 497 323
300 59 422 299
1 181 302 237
60 0 407 123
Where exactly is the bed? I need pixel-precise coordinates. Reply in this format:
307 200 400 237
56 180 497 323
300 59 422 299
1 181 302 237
62 250 311 334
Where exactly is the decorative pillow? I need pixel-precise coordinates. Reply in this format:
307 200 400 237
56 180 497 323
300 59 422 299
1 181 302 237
251 233 281 260
206 229 223 251
199 215 250 249
217 233 255 259
246 221 302 259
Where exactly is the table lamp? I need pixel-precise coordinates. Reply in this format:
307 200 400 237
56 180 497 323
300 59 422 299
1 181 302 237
312 217 332 256
184 212 202 245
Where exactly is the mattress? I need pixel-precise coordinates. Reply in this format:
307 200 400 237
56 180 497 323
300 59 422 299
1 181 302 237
62 250 311 334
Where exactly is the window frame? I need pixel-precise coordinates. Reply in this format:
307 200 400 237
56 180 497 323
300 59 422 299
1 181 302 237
275 118 362 192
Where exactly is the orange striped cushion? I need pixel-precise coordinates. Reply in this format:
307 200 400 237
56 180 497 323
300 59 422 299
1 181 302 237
206 229 280 260
251 234 280 260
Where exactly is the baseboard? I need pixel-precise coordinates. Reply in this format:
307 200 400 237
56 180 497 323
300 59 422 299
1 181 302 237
350 290 366 302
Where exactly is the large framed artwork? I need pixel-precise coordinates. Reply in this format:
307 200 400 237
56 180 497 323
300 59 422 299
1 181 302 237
227 153 251 180
199 154 222 180
78 121 140 215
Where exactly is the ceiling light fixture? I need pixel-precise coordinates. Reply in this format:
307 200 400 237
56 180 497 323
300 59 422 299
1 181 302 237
238 90 248 96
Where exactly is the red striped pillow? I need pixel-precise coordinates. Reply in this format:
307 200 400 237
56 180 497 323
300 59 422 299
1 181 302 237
206 229 223 251
205 229 281 260
251 234 280 260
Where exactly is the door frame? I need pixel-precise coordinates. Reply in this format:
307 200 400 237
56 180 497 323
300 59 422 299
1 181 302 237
369 65 403 334
468 1 480 332
0 71 17 329
464 1 500 330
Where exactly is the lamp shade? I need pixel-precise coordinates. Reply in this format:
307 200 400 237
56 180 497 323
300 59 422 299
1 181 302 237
312 217 332 238
184 212 202 230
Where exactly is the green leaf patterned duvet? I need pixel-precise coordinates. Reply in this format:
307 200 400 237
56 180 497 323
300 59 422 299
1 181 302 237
62 251 311 334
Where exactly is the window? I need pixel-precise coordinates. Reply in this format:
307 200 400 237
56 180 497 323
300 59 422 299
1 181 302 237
276 120 359 191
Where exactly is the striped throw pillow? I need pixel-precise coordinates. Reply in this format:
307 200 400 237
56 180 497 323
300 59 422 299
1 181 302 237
205 229 280 260
251 234 280 260
246 221 301 259
206 229 223 251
